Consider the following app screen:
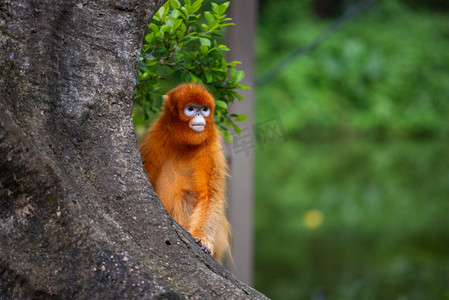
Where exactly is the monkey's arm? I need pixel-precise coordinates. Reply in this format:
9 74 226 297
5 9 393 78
187 147 228 257
188 185 224 256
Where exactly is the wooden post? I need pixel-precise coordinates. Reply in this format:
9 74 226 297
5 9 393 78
226 0 258 285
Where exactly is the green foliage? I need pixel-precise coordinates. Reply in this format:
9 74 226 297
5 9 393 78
135 0 249 141
256 0 449 140
255 140 449 300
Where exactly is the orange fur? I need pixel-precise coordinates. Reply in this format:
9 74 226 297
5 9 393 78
139 83 231 262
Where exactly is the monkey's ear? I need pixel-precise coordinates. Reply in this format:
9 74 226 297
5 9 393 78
162 94 171 108
163 94 176 113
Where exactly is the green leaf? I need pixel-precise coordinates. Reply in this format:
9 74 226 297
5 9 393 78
149 23 159 33
187 0 203 14
171 8 181 19
218 59 226 72
166 18 174 28
200 44 209 55
205 71 213 83
204 11 215 23
145 32 154 44
215 100 228 109
177 23 187 38
160 24 170 33
233 123 242 135
218 44 230 51
229 60 241 67
189 73 203 84
232 91 245 101
235 70 245 82
181 7 189 17
173 19 183 31
199 37 211 46
223 129 233 142
217 22 234 28
235 114 247 122
208 20 219 31
156 5 166 20
236 84 251 90
141 72 149 80
169 0 181 9
146 60 158 66
218 2 230 15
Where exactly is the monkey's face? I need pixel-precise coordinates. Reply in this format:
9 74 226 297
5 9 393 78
183 104 211 133
162 83 216 145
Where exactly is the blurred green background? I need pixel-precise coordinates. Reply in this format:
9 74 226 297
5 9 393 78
255 0 449 299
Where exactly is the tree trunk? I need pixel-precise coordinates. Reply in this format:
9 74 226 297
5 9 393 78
0 1 267 299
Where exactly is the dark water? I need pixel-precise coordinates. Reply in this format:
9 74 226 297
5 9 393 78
255 140 449 300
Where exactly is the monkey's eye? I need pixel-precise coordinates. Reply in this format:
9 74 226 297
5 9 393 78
184 105 196 117
202 106 210 117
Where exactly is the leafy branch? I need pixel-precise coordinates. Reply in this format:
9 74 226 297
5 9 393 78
135 0 250 141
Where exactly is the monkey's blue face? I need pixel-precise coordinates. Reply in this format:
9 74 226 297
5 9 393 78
184 105 210 117
184 104 211 133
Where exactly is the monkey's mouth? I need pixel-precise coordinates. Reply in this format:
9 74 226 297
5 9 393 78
190 123 205 132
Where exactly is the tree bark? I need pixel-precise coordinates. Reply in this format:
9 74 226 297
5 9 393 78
0 1 267 299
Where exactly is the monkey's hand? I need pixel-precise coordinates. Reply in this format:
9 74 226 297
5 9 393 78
194 237 213 255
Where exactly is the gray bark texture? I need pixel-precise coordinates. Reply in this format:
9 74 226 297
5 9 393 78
0 1 267 299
